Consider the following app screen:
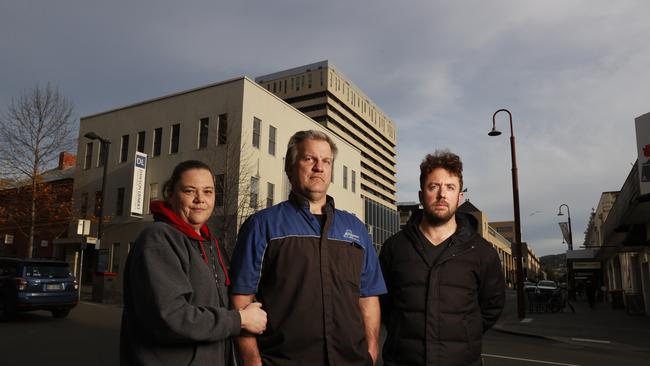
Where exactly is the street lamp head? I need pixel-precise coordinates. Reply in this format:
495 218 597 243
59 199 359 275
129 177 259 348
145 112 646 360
84 132 100 140
558 203 569 216
488 128 502 136
84 132 110 144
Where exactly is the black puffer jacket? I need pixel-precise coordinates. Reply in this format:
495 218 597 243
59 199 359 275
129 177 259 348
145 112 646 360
379 211 505 366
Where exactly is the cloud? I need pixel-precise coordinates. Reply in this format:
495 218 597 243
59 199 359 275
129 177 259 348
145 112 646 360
2 0 650 256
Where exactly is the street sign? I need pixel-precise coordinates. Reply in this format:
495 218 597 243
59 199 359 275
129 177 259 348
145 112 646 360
86 236 98 244
4 234 14 245
77 219 91 236
130 152 147 216
573 261 601 269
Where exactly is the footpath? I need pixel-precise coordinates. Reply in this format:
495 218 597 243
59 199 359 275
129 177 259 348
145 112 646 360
493 290 650 352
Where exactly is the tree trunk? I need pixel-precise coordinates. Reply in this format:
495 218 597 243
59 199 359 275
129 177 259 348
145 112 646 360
27 176 37 258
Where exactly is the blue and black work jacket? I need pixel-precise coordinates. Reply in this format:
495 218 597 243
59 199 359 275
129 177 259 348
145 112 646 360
230 192 386 366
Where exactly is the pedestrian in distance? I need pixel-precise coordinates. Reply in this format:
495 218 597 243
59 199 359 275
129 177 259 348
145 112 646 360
120 160 267 366
230 130 387 366
379 150 505 366
585 280 596 309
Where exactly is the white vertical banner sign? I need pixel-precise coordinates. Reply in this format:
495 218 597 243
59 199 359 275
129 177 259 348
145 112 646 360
130 152 147 217
558 222 570 244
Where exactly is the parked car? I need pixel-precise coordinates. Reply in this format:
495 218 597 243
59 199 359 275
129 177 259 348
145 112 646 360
536 280 558 292
0 257 79 320
523 281 537 291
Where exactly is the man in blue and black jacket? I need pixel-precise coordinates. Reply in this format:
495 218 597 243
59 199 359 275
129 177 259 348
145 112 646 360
230 130 386 366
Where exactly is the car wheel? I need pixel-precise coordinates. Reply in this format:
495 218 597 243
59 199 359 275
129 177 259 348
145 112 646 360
0 297 15 321
51 308 71 319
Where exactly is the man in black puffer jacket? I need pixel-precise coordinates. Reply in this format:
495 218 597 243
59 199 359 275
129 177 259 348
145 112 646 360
380 150 505 366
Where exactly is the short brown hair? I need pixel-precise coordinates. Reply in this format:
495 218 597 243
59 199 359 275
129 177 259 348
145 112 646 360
419 150 463 189
284 130 338 179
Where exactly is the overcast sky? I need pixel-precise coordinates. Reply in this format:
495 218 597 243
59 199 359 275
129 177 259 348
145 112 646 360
2 0 647 256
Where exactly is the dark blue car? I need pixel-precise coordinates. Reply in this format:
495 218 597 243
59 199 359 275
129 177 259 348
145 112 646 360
0 257 79 320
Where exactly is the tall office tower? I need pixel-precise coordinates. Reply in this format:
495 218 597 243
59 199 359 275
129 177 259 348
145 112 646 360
256 61 399 251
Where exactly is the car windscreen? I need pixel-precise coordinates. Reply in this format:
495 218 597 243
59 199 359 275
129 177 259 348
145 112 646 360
537 281 556 287
25 264 72 278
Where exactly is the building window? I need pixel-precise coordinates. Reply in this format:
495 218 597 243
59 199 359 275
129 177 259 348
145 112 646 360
283 80 287 93
343 165 348 189
198 117 209 149
250 176 259 209
81 192 89 218
268 125 276 156
216 174 225 207
116 187 125 216
217 114 228 145
98 141 106 167
352 170 356 193
137 131 146 153
308 74 312 88
120 135 129 163
252 118 261 148
94 190 102 218
84 142 93 170
153 127 162 157
267 182 274 208
111 243 120 273
170 124 180 154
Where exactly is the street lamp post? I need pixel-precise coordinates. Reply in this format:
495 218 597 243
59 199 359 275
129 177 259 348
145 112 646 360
558 203 575 299
84 132 111 242
489 108 526 320
557 203 573 251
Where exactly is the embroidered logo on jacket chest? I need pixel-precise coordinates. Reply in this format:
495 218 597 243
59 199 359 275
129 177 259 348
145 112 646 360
344 229 360 242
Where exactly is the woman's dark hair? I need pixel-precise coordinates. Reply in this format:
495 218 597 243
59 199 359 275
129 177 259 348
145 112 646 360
163 160 215 200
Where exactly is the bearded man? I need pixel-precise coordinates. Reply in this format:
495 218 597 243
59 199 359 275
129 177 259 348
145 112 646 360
379 150 505 366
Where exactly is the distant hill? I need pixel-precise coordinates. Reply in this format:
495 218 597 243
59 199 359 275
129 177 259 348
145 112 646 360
540 254 567 282
540 253 566 267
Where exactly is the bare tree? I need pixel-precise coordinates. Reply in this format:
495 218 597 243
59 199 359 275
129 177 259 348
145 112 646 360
208 137 263 258
0 83 75 257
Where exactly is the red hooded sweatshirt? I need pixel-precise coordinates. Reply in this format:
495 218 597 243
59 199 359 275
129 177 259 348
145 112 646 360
149 200 230 286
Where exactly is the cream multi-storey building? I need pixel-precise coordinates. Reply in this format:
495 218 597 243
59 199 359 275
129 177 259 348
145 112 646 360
66 76 363 300
256 61 399 250
489 220 544 281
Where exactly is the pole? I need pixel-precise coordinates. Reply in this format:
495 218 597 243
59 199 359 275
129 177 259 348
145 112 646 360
78 248 84 299
98 140 110 242
567 210 573 251
491 109 525 320
510 134 525 320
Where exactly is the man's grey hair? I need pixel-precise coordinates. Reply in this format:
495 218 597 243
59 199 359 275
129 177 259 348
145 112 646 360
284 130 338 178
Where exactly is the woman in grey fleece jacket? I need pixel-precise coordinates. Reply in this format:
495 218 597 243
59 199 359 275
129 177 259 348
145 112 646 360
120 160 267 366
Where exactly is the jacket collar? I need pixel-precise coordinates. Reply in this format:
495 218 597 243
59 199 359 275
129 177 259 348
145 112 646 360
404 208 477 247
289 191 335 212
150 200 211 241
404 210 479 268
